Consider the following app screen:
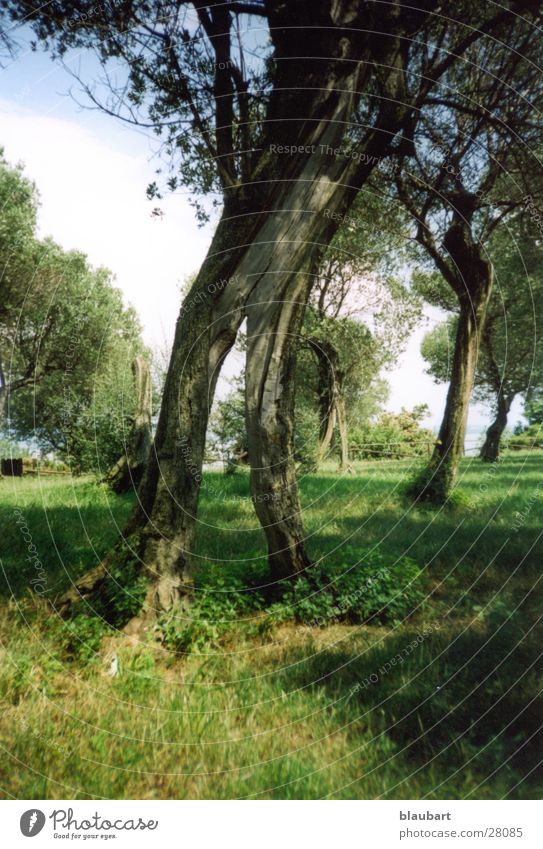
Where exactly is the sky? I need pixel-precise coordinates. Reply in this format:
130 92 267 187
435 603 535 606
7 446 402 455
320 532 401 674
0 37 524 437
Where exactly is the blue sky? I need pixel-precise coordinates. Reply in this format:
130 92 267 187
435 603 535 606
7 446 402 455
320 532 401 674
0 36 522 436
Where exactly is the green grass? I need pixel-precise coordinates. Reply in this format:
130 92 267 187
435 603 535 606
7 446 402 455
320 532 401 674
0 453 541 799
0 475 134 599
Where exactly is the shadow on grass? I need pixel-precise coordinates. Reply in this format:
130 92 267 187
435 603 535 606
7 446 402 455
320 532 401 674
276 614 543 797
0 486 133 599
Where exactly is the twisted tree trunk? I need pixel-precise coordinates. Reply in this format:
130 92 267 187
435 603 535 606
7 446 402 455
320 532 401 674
132 52 409 610
431 297 488 490
480 391 514 462
318 400 337 463
58 4 420 617
310 337 349 468
412 209 494 502
316 345 336 459
0 370 35 425
127 210 257 611
336 389 350 470
246 290 311 584
106 355 153 493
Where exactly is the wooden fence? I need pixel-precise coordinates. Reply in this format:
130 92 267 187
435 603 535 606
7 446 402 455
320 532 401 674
348 438 483 460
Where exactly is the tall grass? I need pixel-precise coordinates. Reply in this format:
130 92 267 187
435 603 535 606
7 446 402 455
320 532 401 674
0 453 541 799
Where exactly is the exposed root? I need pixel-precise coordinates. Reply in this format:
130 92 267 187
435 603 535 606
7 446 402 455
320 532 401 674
53 562 109 618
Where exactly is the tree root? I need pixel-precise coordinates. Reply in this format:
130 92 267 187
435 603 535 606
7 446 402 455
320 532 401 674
53 562 110 618
52 550 194 643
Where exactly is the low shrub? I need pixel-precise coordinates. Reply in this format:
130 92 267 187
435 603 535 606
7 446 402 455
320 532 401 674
349 406 435 460
59 549 149 661
63 612 111 662
92 548 149 628
508 423 543 450
277 549 426 627
159 577 263 654
159 550 426 652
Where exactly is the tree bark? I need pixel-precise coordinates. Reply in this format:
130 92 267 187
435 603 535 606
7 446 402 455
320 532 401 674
317 345 336 455
246 288 311 584
0 360 34 426
336 389 350 470
0 359 6 423
0 385 7 423
309 337 337 464
60 4 422 616
480 391 513 462
414 232 494 502
309 337 349 468
126 209 257 612
105 355 153 493
132 39 410 608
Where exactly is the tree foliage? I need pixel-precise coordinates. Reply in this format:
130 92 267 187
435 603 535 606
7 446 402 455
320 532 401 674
349 405 435 459
420 212 543 411
0 153 147 471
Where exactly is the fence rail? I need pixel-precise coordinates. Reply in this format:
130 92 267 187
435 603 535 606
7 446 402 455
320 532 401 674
2 438 491 477
349 438 483 459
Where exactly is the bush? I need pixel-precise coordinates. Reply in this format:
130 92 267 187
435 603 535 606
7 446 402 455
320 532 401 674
0 437 33 458
63 612 111 663
277 549 426 626
159 577 263 653
59 552 148 661
94 554 149 628
349 405 434 459
159 550 426 652
508 423 543 450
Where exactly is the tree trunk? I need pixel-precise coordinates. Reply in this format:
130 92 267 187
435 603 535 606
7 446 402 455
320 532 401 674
480 391 513 462
135 62 408 605
59 8 418 616
0 358 10 424
409 194 496 504
336 388 350 470
239 104 398 585
310 338 349 469
318 402 337 464
60 135 385 616
127 210 258 612
414 269 493 502
246 288 311 585
0 385 7 423
310 337 338 465
105 355 153 493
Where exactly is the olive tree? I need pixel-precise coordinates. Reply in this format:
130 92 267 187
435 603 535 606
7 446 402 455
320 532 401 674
5 1 539 612
420 211 543 462
390 22 543 500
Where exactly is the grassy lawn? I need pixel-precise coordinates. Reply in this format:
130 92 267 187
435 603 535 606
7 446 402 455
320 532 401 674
0 453 541 799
